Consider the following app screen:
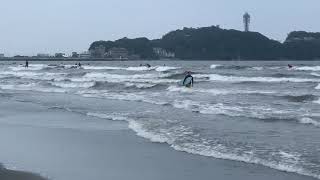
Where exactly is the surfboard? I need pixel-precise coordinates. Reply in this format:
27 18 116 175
178 77 193 87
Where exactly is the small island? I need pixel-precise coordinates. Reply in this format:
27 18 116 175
89 26 320 60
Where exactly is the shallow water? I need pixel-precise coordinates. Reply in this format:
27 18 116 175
0 60 320 179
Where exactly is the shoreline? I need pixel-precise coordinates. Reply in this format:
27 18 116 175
0 164 47 180
0 94 318 180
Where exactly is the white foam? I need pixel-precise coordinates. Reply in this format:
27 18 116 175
0 83 66 93
126 66 155 71
8 64 48 71
87 112 129 121
107 112 320 180
155 66 179 72
314 98 320 105
210 64 221 69
268 66 282 70
299 117 320 127
278 151 301 162
86 111 320 179
82 66 125 70
0 71 67 81
172 143 319 179
171 100 234 115
167 86 275 95
124 83 157 89
71 72 178 84
197 74 320 83
51 81 96 89
315 84 320 90
78 90 168 105
251 67 264 71
311 73 320 77
296 66 320 71
128 121 170 143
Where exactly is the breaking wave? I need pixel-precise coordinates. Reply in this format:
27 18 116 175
71 72 178 84
311 72 320 77
0 71 67 81
0 83 67 93
299 117 320 127
50 81 96 89
86 112 320 179
314 98 320 105
8 64 48 71
210 64 221 69
296 66 320 71
167 86 275 95
155 66 180 72
195 74 320 83
82 66 125 70
124 83 158 89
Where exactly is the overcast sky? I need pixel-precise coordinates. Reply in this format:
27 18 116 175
0 0 319 56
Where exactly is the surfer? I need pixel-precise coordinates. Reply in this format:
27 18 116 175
288 64 293 69
25 60 29 68
183 71 194 87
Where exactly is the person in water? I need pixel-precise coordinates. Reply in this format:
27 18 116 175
25 60 29 68
183 71 194 87
288 64 293 69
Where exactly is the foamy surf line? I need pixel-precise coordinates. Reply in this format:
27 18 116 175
83 65 180 72
86 112 320 180
194 74 320 83
8 64 48 71
167 86 275 95
299 117 320 127
296 66 320 71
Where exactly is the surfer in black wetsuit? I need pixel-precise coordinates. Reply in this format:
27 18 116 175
25 60 29 68
183 71 194 87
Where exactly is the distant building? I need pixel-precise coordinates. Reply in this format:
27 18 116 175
55 53 66 58
105 47 129 59
243 12 251 32
79 51 91 58
153 48 175 58
37 53 50 58
72 52 79 58
0 54 4 58
90 45 106 58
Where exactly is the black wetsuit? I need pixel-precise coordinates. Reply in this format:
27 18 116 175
183 75 193 87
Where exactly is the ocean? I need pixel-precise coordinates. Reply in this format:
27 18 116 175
0 60 319 180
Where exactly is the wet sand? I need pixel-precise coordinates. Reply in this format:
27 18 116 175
0 164 47 180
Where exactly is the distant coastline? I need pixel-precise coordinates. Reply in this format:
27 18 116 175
2 26 320 61
88 26 320 61
0 57 320 61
